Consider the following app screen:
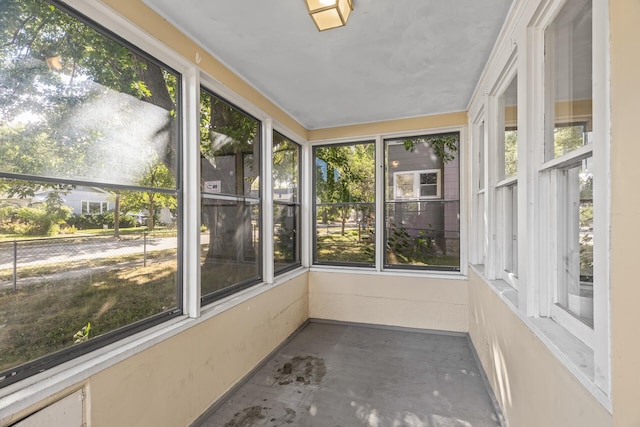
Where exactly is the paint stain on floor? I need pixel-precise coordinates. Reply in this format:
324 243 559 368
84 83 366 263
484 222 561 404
224 406 265 427
223 406 297 426
275 355 326 385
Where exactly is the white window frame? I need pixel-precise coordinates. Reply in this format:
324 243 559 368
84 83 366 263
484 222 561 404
489 59 519 290
81 201 108 214
466 0 610 406
470 109 488 266
392 169 442 200
535 0 609 362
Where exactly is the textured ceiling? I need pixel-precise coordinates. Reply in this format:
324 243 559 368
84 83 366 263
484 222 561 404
142 0 513 130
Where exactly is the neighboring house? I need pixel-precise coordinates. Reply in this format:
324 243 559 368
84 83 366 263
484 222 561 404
0 186 111 214
387 139 460 255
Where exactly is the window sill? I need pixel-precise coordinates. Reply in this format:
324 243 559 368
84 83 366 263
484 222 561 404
469 265 611 413
0 267 309 424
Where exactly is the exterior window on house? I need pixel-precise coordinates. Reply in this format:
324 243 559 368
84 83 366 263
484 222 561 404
497 76 518 286
82 201 108 214
0 0 182 386
199 89 261 303
272 131 301 274
394 170 441 199
384 133 460 271
313 142 375 266
544 0 594 333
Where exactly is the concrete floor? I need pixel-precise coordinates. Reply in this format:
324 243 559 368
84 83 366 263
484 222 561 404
196 321 503 427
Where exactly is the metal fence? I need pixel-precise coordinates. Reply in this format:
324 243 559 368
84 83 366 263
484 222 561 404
0 232 178 292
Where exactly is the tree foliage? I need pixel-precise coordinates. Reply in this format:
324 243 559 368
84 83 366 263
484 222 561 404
315 144 375 234
402 134 459 164
0 0 179 235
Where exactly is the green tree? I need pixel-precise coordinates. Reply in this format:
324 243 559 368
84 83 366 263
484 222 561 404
119 162 177 231
315 144 375 236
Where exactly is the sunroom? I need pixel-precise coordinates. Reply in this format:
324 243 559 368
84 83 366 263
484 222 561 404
0 0 637 426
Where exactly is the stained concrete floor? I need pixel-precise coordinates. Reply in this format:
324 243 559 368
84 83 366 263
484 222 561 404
196 321 503 427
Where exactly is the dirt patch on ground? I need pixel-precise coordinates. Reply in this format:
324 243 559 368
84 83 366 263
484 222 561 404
275 355 326 385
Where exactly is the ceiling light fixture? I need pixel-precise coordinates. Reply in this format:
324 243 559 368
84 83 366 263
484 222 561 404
306 0 353 31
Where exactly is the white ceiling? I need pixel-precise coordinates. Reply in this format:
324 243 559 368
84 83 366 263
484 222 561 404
142 0 513 130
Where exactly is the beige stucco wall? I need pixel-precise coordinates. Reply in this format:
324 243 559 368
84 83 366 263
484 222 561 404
307 111 467 141
86 274 308 427
468 269 612 427
309 271 469 332
609 0 640 425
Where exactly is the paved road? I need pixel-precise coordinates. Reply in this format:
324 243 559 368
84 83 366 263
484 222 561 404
0 234 210 269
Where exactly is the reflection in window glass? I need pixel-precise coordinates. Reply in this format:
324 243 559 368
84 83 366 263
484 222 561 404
0 0 181 386
200 89 261 301
313 142 375 266
546 0 592 160
200 199 260 296
558 159 593 325
0 4 179 188
502 77 518 178
385 134 460 270
273 132 300 273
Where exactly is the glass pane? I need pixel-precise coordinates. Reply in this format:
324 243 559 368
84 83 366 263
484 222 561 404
385 201 460 269
558 159 593 325
273 132 300 272
273 133 299 201
395 174 415 199
546 0 592 159
385 134 460 269
421 173 437 185
504 184 518 278
314 142 375 265
0 180 178 373
478 122 485 190
200 90 260 198
316 203 375 264
502 77 518 178
420 185 437 197
274 203 300 271
0 1 179 189
200 199 260 297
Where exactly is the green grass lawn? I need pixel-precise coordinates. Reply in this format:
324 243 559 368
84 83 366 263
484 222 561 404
0 256 178 372
316 229 460 268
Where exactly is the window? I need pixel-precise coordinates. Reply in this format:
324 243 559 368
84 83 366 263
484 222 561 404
81 201 109 214
313 142 375 266
272 131 301 274
199 88 261 303
468 0 609 397
384 133 460 270
0 0 181 386
495 75 519 287
472 118 487 265
542 0 595 342
393 170 441 200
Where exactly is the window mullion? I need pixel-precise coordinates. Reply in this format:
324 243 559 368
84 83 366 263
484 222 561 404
375 135 384 271
263 119 274 284
301 142 312 268
183 67 201 318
